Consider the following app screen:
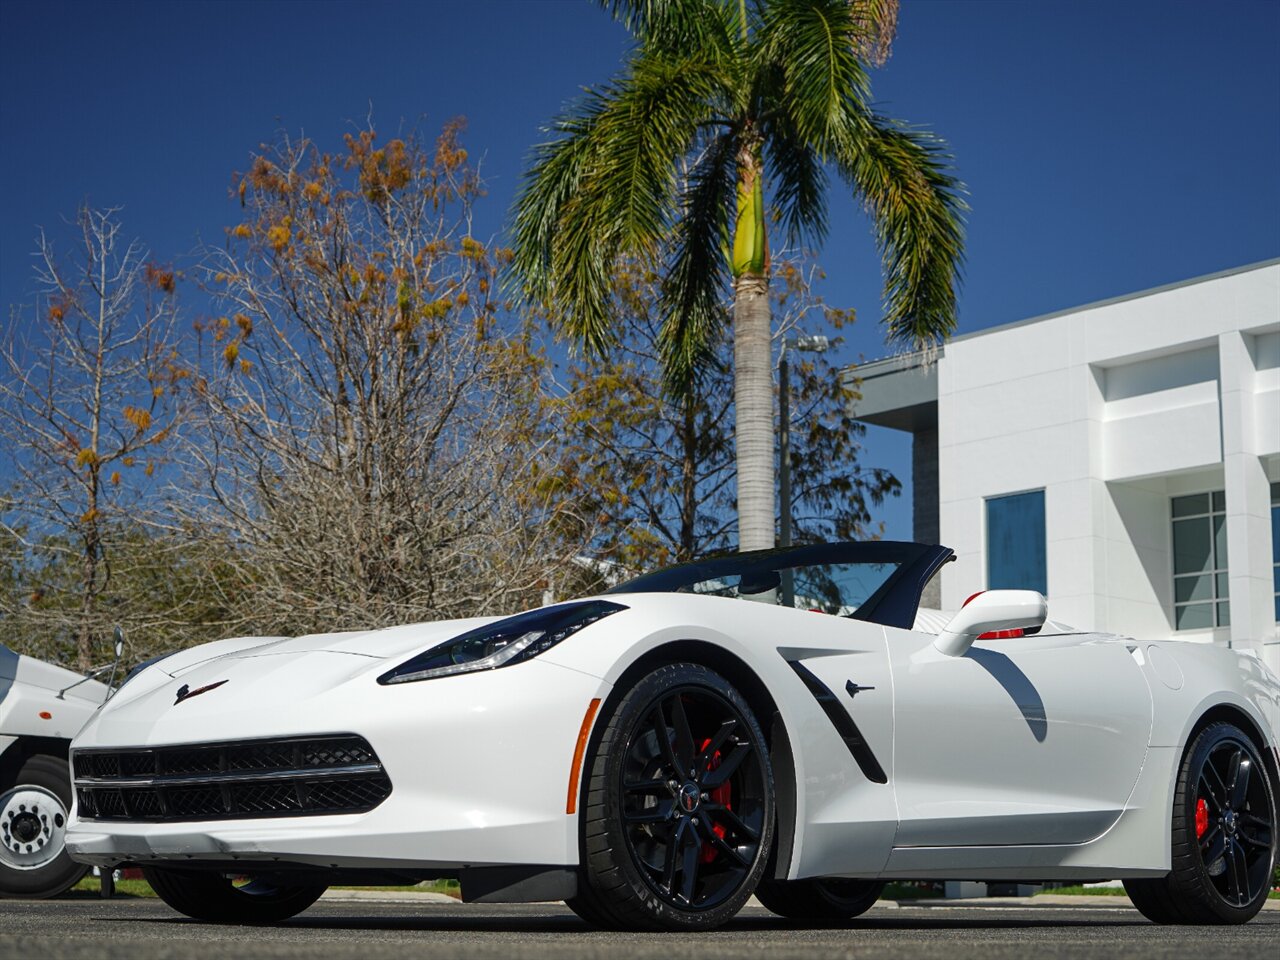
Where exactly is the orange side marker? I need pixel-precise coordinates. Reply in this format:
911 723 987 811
38 711 52 720
566 698 602 815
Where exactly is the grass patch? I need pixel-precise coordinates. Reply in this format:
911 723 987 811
1039 884 1280 900
68 877 153 898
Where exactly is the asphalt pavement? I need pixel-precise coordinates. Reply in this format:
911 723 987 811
1 893 1276 960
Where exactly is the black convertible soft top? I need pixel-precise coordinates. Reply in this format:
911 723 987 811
605 540 954 630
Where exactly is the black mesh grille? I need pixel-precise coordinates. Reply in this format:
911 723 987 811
73 735 391 822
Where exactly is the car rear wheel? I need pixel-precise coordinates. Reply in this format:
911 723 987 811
754 877 885 921
1124 722 1276 924
0 753 88 899
568 663 774 931
143 867 327 923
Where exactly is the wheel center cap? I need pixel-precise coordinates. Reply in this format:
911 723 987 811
10 813 40 843
678 781 701 814
1223 810 1237 834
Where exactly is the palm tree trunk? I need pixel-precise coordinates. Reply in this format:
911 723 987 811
733 272 774 551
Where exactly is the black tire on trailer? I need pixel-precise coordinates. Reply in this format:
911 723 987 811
567 662 774 931
754 877 885 921
1123 721 1277 925
142 866 327 923
0 753 88 899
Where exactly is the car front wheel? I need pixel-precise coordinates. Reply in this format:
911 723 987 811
143 867 327 923
568 663 774 931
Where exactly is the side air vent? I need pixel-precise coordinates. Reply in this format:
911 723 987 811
786 661 888 784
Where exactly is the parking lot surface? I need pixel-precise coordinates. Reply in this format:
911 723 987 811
2 894 1276 960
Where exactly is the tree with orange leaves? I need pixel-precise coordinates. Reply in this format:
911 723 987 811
0 207 184 669
180 123 594 635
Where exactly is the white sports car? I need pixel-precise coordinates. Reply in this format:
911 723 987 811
66 541 1279 929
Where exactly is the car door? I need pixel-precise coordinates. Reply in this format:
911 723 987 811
885 626 1152 847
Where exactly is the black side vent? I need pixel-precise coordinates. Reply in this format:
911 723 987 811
786 661 888 784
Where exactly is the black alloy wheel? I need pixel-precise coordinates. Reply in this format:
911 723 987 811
568 663 774 931
1125 721 1276 924
1190 734 1274 907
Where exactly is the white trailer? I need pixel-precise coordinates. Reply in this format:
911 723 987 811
0 644 109 897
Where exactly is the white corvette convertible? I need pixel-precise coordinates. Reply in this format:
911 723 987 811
66 541 1278 929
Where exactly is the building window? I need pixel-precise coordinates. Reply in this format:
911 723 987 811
986 490 1047 595
1171 491 1228 630
1272 482 1279 623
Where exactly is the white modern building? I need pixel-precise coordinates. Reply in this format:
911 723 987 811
850 258 1280 674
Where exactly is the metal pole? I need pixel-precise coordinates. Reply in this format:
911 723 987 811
779 348 795 608
779 349 791 548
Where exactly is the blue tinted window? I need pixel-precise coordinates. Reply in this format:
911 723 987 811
986 491 1047 595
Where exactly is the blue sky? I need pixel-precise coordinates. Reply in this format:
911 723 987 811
2 0 1278 539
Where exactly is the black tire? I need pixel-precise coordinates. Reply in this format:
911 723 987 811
142 866 327 923
568 663 774 931
754 877 885 921
0 753 88 899
1124 721 1277 924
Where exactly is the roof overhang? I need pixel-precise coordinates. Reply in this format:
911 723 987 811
842 351 939 433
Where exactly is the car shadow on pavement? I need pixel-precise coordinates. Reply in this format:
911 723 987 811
95 912 1152 935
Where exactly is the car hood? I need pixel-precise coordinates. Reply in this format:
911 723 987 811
157 615 506 680
90 614 513 742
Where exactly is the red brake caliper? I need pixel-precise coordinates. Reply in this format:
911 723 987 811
1195 797 1209 839
698 738 732 863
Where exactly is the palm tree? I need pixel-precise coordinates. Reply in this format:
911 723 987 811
512 0 964 551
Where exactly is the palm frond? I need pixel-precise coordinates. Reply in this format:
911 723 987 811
763 111 829 248
659 131 737 393
599 0 741 62
510 54 728 354
510 108 604 304
759 0 870 157
849 0 899 66
837 113 967 349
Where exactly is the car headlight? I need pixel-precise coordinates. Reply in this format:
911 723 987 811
378 600 627 685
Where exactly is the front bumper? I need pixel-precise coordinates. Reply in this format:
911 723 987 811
66 657 609 870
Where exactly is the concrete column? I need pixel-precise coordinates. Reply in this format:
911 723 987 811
1218 332 1272 656
913 426 942 608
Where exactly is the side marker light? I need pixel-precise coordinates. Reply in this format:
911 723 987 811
566 698 602 815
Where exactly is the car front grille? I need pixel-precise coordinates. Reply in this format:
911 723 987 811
73 734 392 821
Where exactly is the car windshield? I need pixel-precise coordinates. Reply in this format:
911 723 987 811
606 541 953 627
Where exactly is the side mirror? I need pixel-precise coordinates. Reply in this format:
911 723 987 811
934 590 1047 658
108 626 126 693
